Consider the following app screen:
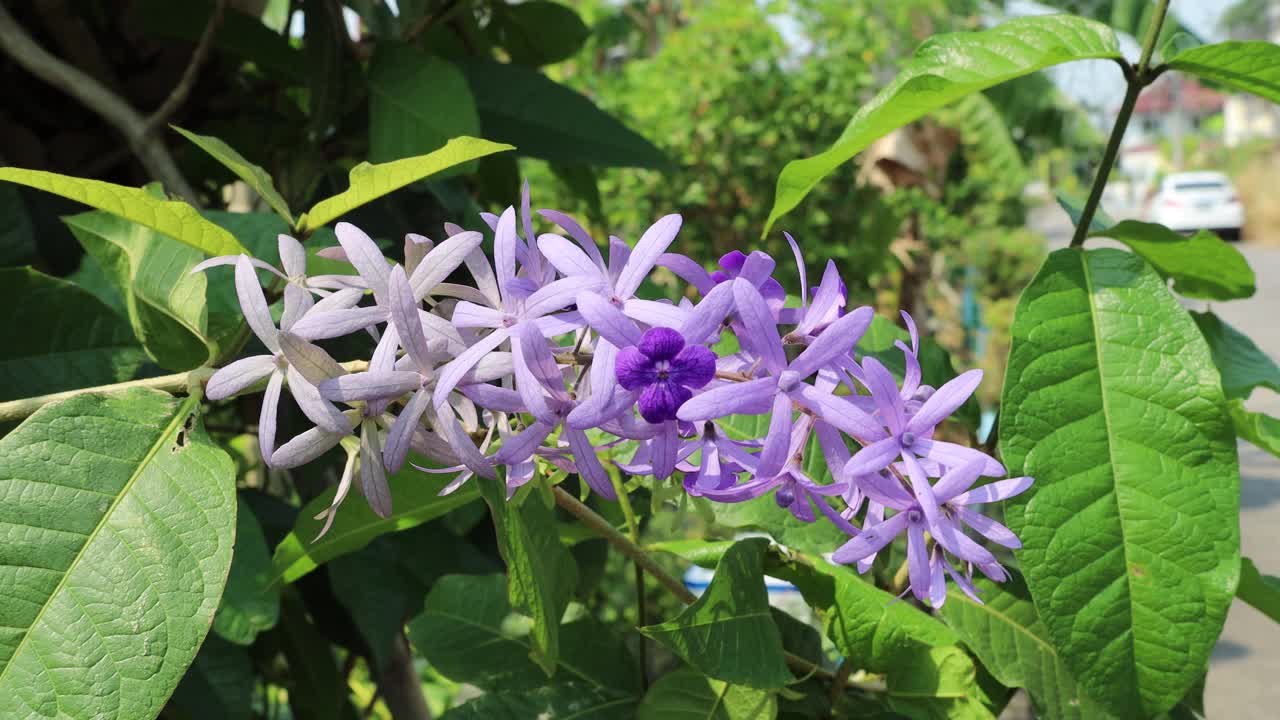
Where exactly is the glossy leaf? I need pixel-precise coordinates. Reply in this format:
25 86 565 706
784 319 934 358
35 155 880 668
0 267 145 402
1167 41 1280 104
368 43 480 165
269 461 478 585
409 574 637 692
637 667 777 720
300 136 513 230
1057 190 1115 234
938 573 1112 719
478 474 578 675
0 389 236 719
168 635 254 720
883 646 994 720
1238 557 1280 624
1229 400 1280 459
459 59 668 169
64 209 220 371
441 683 636 720
765 15 1120 234
1192 311 1280 400
1093 221 1254 300
0 167 247 256
640 538 791 689
212 496 278 645
1001 248 1240 717
491 1 590 66
173 127 294 226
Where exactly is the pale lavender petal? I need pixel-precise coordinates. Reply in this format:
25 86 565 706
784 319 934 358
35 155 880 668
388 265 434 370
193 254 287 279
524 276 600 318
929 550 947 608
309 287 364 313
432 328 509 407
956 507 1021 549
691 475 780 503
757 394 794 478
404 233 433 274
494 206 518 290
270 426 345 468
907 522 932 602
814 421 851 473
535 312 585 336
677 280 733 346
677 377 777 421
514 321 567 400
464 246 502 307
576 339 619 416
902 310 920 353
566 428 616 499
290 307 388 340
538 209 605 269
287 366 353 433
615 214 681 298
430 282 491 306
384 387 431 472
944 554 984 604
335 222 389 300
913 438 1006 477
788 306 873 380
436 406 494 478
463 384 525 413
313 450 358 540
492 420 554 465
411 427 461 466
478 212 499 231
235 255 280 353
567 387 637 430
731 279 785 373
259 369 284 462
315 246 348 261
905 369 982 436
898 339 922 398
607 236 631 285
952 476 1033 506
277 332 342 386
360 422 392 518
651 421 678 480
737 250 776 286
470 351 515 383
831 511 909 565
657 253 715 294
511 329 554 424
320 370 422 402
410 230 484 299
784 232 807 309
794 385 888 442
855 470 915 509
280 284 314 332
931 457 986 504
902 454 995 566
798 261 843 334
450 300 505 329
860 356 906 435
622 298 690 328
578 292 642 348
844 436 900 479
538 233 603 278
279 234 307 277
207 355 275 400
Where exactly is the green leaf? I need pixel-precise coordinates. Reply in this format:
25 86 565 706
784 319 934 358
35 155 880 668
640 538 791 689
478 472 578 675
173 127 294 226
0 168 247 256
1057 191 1115 234
409 574 637 692
1238 557 1280 624
368 43 481 166
0 388 236 719
212 496 279 645
883 646 995 720
1191 311 1280 400
300 137 513 231
638 667 777 720
441 683 636 719
64 209 220 371
938 573 1113 719
135 0 306 83
277 589 360 720
169 635 254 720
650 538 738 568
491 1 590 66
0 267 145 402
0 184 34 265
1092 221 1254 300
269 460 478 585
764 15 1120 234
458 59 668 169
1228 400 1280 459
1000 248 1240 717
1167 41 1280 104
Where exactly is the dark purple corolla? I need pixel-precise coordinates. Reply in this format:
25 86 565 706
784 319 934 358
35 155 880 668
615 327 716 423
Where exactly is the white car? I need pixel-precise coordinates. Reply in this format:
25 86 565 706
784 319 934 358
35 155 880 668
1149 171 1245 240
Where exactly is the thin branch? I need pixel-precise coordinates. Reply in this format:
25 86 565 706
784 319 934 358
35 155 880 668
404 0 462 43
141 0 227 138
0 3 198 202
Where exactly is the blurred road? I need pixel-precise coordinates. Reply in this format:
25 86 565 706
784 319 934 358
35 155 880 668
1028 203 1280 718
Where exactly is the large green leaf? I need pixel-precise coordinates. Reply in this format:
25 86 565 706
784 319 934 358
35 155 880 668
1167 41 1280 104
1229 400 1280 459
0 267 145 402
490 1 590 66
0 168 246 256
1093 221 1254 300
0 388 236 719
212 496 278 645
441 683 636 719
300 137 513 231
277 589 359 720
458 59 668 169
64 209 220 371
1000 248 1239 717
478 473 578 675
1238 557 1280 624
1191 311 1280 401
640 538 791 689
938 573 1112 719
269 460 478 585
173 127 294 226
637 667 777 720
368 43 480 166
168 635 254 720
764 15 1120 234
409 574 638 692
0 184 34 265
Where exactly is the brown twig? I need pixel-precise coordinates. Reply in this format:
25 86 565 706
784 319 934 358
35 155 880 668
141 0 227 138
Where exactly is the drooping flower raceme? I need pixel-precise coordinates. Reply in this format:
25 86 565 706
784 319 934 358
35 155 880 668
201 183 1032 603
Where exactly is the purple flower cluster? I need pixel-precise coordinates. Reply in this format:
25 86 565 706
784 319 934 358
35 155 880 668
199 183 1031 605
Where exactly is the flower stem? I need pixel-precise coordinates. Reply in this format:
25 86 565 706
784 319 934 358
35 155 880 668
609 471 650 691
1069 0 1170 247
551 486 835 682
